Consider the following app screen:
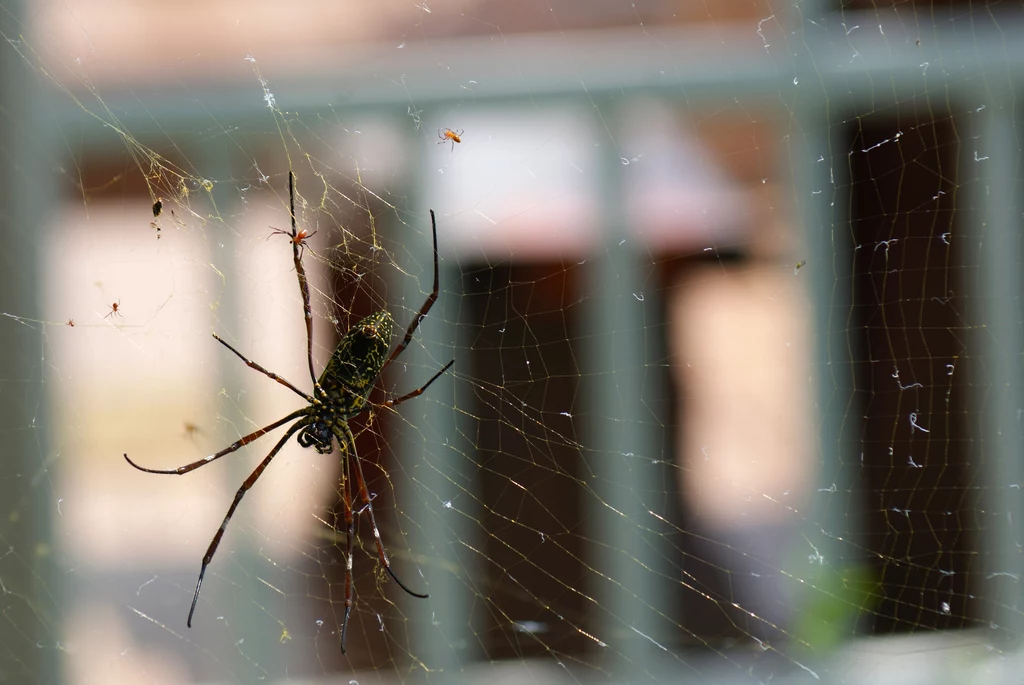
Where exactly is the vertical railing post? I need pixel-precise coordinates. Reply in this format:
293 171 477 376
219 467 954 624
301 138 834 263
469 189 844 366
0 4 58 682
201 145 280 676
969 89 1024 642
393 127 478 674
584 103 666 679
790 6 861 665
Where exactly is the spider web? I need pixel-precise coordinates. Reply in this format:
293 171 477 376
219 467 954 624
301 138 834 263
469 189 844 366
0 0 1019 683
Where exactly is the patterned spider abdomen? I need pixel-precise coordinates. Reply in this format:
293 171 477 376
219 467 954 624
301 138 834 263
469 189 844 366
319 309 395 413
299 310 395 454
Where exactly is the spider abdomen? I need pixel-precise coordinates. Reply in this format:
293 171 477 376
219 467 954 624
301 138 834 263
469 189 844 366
296 310 395 455
319 309 395 400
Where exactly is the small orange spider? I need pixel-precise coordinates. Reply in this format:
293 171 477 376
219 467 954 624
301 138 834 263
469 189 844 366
66 319 75 327
268 226 317 259
104 300 122 320
438 127 463 152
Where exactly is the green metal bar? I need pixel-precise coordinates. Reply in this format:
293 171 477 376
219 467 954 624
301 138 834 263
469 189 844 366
0 3 58 681
790 41 861 669
399 256 473 674
969 88 1024 642
584 102 666 679
199 146 282 677
52 12 1024 144
390 127 477 672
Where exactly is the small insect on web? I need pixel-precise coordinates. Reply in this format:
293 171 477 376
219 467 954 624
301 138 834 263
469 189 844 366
124 171 453 653
152 198 163 239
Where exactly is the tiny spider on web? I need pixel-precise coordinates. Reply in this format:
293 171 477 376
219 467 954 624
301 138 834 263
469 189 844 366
124 171 453 653
437 127 463 151
268 225 317 260
103 300 122 319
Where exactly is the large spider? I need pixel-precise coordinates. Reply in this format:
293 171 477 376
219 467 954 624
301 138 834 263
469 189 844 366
124 172 452 653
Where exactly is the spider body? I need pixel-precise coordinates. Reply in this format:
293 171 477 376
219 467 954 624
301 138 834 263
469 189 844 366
438 127 463 151
298 310 395 454
269 226 317 259
323 310 394 397
124 172 451 653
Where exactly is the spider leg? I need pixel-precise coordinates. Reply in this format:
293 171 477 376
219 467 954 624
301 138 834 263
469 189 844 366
333 422 429 599
339 446 355 654
382 210 440 371
213 333 313 402
287 171 318 386
123 408 307 475
187 420 306 627
382 360 454 410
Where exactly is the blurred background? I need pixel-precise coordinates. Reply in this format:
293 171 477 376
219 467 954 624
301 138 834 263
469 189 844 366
1 0 1022 683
